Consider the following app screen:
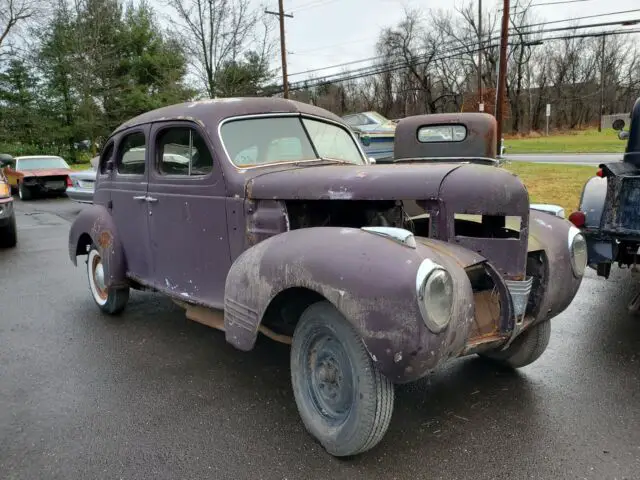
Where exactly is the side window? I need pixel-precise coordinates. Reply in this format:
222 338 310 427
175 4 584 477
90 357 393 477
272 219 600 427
157 127 213 176
118 132 146 175
99 143 114 174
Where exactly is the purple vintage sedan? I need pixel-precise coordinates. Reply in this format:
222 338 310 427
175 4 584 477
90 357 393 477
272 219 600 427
68 98 586 457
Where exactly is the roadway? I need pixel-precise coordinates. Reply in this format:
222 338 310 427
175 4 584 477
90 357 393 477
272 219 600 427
1 197 639 479
504 153 623 166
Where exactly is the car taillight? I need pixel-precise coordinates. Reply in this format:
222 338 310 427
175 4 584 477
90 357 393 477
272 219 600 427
596 168 603 177
568 211 586 228
66 176 73 187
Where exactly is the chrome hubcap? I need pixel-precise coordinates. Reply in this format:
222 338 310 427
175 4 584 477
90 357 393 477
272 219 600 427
94 262 106 292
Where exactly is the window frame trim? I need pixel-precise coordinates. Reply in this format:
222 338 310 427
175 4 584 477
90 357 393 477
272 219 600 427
152 122 216 181
115 129 148 177
217 112 369 171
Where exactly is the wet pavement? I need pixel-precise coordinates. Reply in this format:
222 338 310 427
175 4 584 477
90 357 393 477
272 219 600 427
1 198 639 480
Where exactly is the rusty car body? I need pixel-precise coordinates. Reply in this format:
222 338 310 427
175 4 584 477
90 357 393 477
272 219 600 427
68 98 586 457
0 165 17 248
1 155 72 200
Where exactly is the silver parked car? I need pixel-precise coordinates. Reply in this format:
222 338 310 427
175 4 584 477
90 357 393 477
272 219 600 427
66 157 98 204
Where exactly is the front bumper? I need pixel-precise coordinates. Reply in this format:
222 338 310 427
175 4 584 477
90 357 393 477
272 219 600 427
66 186 94 204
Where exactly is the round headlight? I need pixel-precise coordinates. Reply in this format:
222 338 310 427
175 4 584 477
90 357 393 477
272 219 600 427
569 229 588 277
417 261 454 333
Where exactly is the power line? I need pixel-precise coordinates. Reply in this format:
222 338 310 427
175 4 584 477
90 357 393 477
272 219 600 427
281 28 640 93
288 16 640 80
519 8 640 30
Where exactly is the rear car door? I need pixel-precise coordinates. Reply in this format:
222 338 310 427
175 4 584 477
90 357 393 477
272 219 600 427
146 121 231 307
107 127 153 283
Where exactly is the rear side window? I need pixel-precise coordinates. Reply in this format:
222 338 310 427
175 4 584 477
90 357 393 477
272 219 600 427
118 132 146 175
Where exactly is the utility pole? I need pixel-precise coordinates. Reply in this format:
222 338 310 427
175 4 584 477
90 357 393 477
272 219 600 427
598 34 606 132
495 0 510 155
265 1 293 98
478 0 483 111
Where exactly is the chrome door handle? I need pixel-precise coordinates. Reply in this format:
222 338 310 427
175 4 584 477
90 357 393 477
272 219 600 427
146 196 158 203
133 195 147 200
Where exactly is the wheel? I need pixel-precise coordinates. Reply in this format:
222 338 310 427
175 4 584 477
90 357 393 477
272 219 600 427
18 183 31 201
0 214 17 248
86 246 129 314
290 301 395 457
480 319 551 368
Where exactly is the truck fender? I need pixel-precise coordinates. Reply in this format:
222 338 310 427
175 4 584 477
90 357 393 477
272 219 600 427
223 226 476 383
68 204 127 288
578 175 607 228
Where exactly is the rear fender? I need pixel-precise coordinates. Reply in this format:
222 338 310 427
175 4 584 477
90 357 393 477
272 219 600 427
68 205 127 288
578 175 607 228
223 226 476 383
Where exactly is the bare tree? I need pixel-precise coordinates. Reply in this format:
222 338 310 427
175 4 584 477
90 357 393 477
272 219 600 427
0 0 41 54
165 0 274 97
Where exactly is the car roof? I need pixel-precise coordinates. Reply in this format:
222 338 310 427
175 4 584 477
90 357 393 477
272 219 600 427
112 97 345 136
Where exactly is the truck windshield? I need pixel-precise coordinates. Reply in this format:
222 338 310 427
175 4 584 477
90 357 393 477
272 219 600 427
220 116 366 168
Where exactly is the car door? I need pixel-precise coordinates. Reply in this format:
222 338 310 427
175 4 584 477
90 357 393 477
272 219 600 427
108 127 153 283
146 121 231 308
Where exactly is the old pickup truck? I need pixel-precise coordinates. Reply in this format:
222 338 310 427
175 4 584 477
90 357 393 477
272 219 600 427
68 98 585 457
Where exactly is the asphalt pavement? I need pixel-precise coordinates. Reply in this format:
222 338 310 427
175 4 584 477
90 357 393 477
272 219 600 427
504 153 623 166
1 198 640 480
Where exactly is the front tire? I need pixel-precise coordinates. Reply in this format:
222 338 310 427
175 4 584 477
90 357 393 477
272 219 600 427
290 301 395 457
87 246 129 314
480 319 551 368
0 214 17 248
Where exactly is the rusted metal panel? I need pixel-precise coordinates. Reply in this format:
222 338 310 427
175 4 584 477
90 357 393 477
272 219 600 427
394 113 497 160
245 163 459 201
68 204 128 288
224 226 485 383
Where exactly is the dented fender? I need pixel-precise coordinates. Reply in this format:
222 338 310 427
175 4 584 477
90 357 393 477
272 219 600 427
223 226 477 383
528 210 583 323
68 204 127 288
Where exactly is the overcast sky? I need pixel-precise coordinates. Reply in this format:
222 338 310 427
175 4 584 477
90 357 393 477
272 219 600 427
266 0 639 82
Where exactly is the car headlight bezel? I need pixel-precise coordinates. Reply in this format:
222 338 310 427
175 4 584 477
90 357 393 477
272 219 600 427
568 226 588 278
415 258 455 333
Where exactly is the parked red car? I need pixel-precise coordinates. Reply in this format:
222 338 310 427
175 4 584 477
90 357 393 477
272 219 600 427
2 155 72 200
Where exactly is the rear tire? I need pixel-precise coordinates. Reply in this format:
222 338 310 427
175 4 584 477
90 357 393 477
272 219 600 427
0 214 17 248
87 246 129 315
18 183 31 201
290 301 395 457
480 319 551 368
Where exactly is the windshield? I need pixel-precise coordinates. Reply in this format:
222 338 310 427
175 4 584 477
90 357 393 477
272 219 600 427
17 157 70 170
220 116 365 168
365 112 391 124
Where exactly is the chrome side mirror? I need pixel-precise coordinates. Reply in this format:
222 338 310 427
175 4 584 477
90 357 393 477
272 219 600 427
619 131 630 141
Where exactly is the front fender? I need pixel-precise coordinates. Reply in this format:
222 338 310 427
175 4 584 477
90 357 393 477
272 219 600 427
528 210 583 323
68 205 127 288
223 226 476 383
